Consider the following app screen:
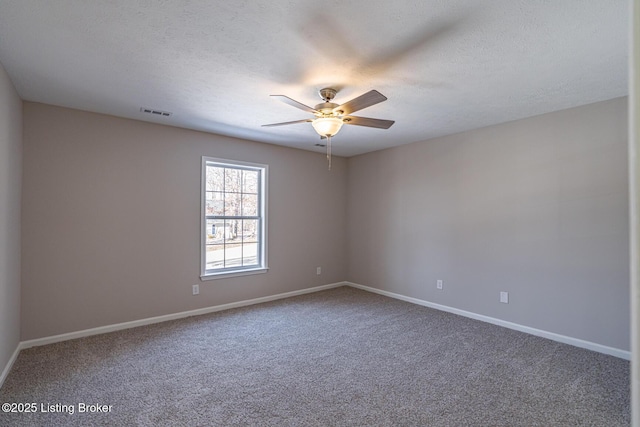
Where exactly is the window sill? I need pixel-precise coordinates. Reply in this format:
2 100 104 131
200 267 269 281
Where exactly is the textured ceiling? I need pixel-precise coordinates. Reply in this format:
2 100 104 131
0 0 628 157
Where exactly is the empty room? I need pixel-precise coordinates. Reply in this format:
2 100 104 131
0 1 637 426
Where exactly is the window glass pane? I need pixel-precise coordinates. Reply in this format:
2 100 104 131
207 192 224 216
205 219 217 244
225 168 242 193
206 244 225 270
209 219 225 244
206 166 224 191
223 219 238 241
242 194 258 217
205 192 213 215
224 192 241 216
225 242 243 267
242 243 258 266
243 170 259 194
241 220 258 243
205 167 214 191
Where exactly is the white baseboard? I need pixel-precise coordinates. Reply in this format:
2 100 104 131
0 344 21 389
20 281 347 350
10 279 630 369
346 282 631 360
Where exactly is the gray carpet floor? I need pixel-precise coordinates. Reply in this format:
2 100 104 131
0 286 630 426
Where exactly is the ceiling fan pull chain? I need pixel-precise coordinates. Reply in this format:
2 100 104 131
327 135 332 170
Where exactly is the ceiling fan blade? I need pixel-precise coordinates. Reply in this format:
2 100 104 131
335 90 387 115
343 116 395 129
270 95 318 113
262 119 312 127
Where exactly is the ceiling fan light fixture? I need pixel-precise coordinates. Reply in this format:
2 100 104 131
311 117 343 137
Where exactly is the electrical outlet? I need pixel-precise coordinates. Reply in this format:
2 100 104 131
192 284 199 295
317 267 321 275
500 291 508 304
436 280 443 290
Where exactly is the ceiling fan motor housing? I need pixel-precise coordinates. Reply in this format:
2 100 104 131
316 88 342 117
319 87 337 102
315 102 341 117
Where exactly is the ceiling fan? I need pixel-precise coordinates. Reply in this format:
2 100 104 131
262 88 394 169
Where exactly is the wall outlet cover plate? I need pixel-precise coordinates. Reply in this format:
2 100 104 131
500 291 509 303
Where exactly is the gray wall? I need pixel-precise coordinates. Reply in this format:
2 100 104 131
0 62 22 373
21 102 347 340
630 2 639 421
17 96 632 353
347 97 629 351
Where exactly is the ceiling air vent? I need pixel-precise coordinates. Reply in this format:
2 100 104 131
140 107 172 117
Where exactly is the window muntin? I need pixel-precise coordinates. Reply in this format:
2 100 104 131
201 158 267 278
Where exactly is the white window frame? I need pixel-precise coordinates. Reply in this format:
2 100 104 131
200 157 268 280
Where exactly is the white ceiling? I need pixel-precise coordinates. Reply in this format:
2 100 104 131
0 0 628 157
